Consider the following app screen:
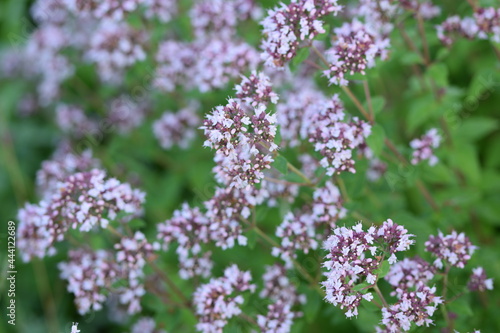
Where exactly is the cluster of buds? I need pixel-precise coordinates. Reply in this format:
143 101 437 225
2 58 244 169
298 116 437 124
277 83 327 147
59 232 158 316
322 220 414 318
260 0 342 68
153 104 200 150
193 265 255 333
260 264 306 305
425 230 476 269
410 128 441 166
324 20 390 86
24 24 74 105
260 172 300 207
258 301 296 333
350 0 396 37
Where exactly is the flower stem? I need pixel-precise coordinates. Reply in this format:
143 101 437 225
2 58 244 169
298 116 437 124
363 80 375 123
373 283 389 308
441 266 452 328
341 85 371 120
251 224 324 296
149 259 191 308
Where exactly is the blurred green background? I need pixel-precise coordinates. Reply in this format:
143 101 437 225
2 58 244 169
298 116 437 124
1 0 500 332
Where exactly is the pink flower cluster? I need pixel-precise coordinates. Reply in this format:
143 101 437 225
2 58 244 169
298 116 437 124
278 84 371 175
437 8 500 45
130 317 167 333
190 0 261 39
410 128 441 166
153 104 200 150
324 20 390 86
18 168 145 261
59 231 157 315
322 220 414 318
258 264 305 331
157 204 213 279
86 20 147 83
468 267 494 292
380 285 442 332
235 71 279 107
425 230 477 269
193 265 255 332
203 186 265 249
378 257 441 331
36 148 100 199
154 39 259 93
202 73 279 188
260 0 342 68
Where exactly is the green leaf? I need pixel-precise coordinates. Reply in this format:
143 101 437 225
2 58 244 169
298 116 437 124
448 297 473 317
366 124 385 156
246 229 258 249
273 155 289 175
400 52 424 65
314 24 330 42
375 260 390 279
436 47 450 61
370 96 386 115
456 117 498 142
128 219 146 229
448 143 481 185
426 63 448 87
304 289 322 322
353 282 371 292
290 48 310 72
406 94 437 134
275 125 282 146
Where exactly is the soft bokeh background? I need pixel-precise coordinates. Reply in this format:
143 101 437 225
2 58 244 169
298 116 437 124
1 0 500 332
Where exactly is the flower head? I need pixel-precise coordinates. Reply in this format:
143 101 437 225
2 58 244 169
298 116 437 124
410 128 441 166
468 267 494 292
425 230 476 269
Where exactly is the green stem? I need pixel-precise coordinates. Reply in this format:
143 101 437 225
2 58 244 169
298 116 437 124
373 283 389 309
441 266 452 328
